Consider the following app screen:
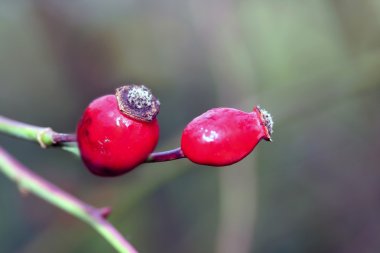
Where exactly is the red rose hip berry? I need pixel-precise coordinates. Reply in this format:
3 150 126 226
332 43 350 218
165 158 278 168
181 106 273 166
77 85 160 176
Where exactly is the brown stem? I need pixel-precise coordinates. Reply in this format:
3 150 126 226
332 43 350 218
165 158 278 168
51 133 77 144
145 147 185 163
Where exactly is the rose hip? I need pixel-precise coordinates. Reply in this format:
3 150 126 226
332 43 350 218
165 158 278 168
77 85 160 176
181 106 273 166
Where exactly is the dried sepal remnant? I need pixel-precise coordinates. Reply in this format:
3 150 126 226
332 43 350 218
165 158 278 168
256 106 274 136
116 85 160 122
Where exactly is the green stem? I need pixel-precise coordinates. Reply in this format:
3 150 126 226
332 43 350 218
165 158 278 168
0 146 138 253
0 115 76 147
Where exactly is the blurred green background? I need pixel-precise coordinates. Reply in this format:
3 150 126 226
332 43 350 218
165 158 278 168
1 0 380 252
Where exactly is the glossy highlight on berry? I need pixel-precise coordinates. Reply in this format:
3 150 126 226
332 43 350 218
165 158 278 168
181 106 273 166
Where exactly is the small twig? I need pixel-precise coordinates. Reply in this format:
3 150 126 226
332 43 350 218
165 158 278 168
145 147 185 162
0 146 138 253
51 132 77 143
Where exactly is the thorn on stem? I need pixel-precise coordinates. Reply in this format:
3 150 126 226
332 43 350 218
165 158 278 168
99 207 112 219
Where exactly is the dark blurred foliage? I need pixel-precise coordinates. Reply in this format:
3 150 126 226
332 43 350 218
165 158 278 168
1 0 380 252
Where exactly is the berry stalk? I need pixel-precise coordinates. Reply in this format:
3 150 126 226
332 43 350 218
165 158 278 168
145 147 185 163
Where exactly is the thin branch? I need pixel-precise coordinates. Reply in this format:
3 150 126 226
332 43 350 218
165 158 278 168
145 147 185 162
0 146 138 253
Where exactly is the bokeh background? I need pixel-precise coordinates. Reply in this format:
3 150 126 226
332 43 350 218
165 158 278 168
1 0 380 252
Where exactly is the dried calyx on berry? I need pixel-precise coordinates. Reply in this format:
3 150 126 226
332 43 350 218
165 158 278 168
116 85 160 122
255 105 274 141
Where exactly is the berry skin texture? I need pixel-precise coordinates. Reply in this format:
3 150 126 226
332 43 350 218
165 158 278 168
181 106 273 166
77 90 159 176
